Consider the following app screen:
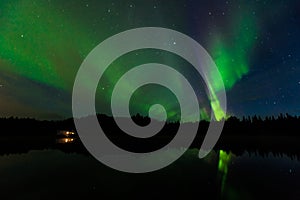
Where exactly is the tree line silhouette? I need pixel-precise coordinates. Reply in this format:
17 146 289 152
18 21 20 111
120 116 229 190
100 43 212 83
0 113 299 136
0 113 299 157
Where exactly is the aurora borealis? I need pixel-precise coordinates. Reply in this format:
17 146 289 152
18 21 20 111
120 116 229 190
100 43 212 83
210 13 257 91
0 0 300 119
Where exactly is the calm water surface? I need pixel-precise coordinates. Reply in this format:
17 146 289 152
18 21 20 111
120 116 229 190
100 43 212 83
0 148 299 199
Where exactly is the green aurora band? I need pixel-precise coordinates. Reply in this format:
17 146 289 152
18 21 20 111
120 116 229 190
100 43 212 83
0 1 258 121
0 0 96 90
208 12 258 120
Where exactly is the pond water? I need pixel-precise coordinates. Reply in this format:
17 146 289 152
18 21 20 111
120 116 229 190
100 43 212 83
0 148 299 199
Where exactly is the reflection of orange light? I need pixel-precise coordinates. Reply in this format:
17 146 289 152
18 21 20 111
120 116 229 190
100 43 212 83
57 138 75 144
63 138 75 143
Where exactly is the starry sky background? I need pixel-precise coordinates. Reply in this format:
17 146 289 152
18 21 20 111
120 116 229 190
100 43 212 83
0 0 299 120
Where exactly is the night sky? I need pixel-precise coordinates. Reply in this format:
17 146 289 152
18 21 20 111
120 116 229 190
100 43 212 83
0 0 299 120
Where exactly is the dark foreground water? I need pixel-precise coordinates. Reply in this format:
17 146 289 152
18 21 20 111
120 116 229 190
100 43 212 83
0 148 299 200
